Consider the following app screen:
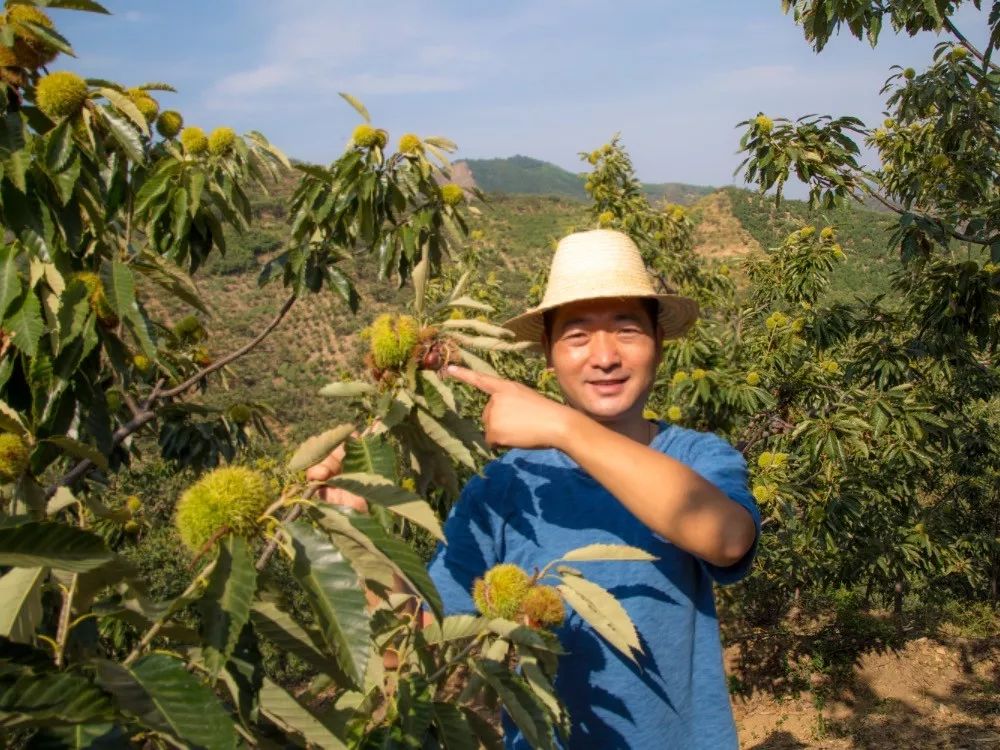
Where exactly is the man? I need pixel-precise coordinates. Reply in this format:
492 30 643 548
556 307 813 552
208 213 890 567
310 229 760 748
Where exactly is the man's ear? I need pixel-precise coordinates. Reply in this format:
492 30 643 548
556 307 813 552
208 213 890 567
541 332 553 368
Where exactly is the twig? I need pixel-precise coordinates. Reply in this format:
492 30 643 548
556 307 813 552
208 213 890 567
43 294 298 499
943 18 1000 73
426 632 486 684
54 511 85 667
255 499 307 572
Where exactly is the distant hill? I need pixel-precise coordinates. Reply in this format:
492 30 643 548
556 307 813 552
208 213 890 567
459 155 714 205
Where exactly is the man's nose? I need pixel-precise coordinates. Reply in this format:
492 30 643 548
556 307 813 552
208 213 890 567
588 331 621 369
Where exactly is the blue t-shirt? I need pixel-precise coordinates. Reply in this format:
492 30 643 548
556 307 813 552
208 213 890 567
427 422 761 749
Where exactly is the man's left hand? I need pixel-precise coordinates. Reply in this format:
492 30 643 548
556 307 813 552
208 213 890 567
445 364 574 450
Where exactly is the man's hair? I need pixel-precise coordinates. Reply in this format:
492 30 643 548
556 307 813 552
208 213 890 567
541 297 660 342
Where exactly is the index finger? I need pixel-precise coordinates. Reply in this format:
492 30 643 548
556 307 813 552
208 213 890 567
444 364 509 394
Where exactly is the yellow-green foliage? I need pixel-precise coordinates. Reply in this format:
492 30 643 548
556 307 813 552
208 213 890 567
208 126 236 155
4 5 57 69
440 183 464 206
180 126 208 155
36 71 88 119
73 271 117 326
174 466 272 553
472 563 531 620
352 123 386 149
368 313 420 370
522 585 565 628
598 210 614 227
0 433 29 483
398 133 422 155
127 87 158 122
156 110 183 138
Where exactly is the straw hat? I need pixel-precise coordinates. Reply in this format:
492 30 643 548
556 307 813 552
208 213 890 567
502 229 699 343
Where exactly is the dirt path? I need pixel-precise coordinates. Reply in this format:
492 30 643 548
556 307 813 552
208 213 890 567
731 637 1000 748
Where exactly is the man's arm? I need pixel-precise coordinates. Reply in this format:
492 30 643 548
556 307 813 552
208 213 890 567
446 365 756 568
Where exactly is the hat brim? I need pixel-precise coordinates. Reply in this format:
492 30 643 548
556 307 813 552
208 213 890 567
501 293 699 345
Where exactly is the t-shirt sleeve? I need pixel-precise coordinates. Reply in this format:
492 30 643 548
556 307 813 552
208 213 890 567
427 461 510 614
685 432 761 586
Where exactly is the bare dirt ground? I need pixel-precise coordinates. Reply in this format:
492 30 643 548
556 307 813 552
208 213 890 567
730 636 1000 748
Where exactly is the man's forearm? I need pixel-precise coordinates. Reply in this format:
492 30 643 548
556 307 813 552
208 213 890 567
554 411 756 567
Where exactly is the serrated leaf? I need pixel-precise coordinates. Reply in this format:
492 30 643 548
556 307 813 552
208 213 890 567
441 318 514 338
448 295 493 312
0 665 114 727
288 423 355 472
0 522 113 572
286 520 370 688
420 613 483 645
131 251 209 315
98 106 144 163
44 435 108 471
318 381 375 398
96 87 149 137
0 566 45 643
198 536 257 678
341 434 395 479
250 598 340 675
6 290 43 357
557 574 640 661
560 543 658 563
474 659 554 749
0 400 27 435
433 701 477 750
331 473 444 541
316 507 443 621
95 653 238 749
456 347 499 376
338 92 370 122
415 406 475 469
0 243 20 318
419 369 456 412
259 678 347 749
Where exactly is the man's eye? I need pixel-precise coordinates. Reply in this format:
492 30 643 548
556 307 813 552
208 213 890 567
562 330 588 342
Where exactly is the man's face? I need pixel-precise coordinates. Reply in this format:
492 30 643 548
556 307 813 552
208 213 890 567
544 297 661 424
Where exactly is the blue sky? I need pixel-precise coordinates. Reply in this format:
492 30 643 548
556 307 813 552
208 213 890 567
55 1 989 193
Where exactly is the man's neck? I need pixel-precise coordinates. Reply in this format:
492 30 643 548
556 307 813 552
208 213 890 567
592 412 655 445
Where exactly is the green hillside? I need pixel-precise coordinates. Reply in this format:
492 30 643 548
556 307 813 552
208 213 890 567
461 155 714 205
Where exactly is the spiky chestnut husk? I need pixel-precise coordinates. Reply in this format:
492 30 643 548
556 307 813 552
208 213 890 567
398 133 422 155
180 126 208 155
192 346 212 367
754 114 773 134
5 6 57 69
156 110 183 138
126 88 158 122
352 123 386 148
174 466 272 553
598 210 614 227
472 563 531 620
208 126 236 155
123 520 141 534
36 71 88 119
173 314 205 341
0 433 29 483
368 313 420 371
227 404 252 424
440 183 464 206
903 67 916 80
132 354 152 373
666 405 683 422
521 585 565 628
126 495 142 513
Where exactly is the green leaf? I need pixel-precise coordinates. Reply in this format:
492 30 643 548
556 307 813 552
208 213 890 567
419 369 456 412
416 406 475 469
95 87 149 136
6 291 43 357
441 318 514 338
259 677 348 749
95 653 238 749
250 598 341 675
0 400 27 435
318 381 376 398
288 423 355 472
419 614 483 645
338 92 370 122
461 707 504 750
341 434 395 480
0 667 114 727
395 675 434 747
0 566 45 643
286 520 371 688
199 536 257 678
557 573 640 662
315 507 443 621
44 435 109 471
332 473 444 541
447 295 493 312
432 702 478 750
131 251 209 315
44 119 74 172
560 543 658 563
0 522 113 572
29 723 127 749
0 244 20 318
43 0 110 13
98 107 144 163
474 659 554 749
98 260 135 319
